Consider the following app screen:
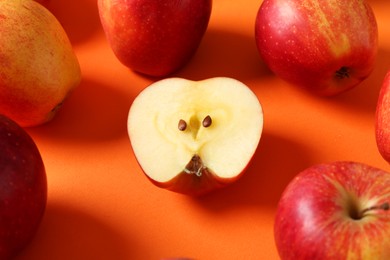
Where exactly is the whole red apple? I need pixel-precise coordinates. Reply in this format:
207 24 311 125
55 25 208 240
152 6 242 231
376 70 390 163
98 0 212 77
0 115 47 259
255 0 378 96
274 161 390 259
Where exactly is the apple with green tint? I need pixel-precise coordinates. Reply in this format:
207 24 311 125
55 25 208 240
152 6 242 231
274 161 390 259
0 0 81 127
0 114 47 259
98 0 212 77
376 70 390 163
127 77 263 196
255 0 378 96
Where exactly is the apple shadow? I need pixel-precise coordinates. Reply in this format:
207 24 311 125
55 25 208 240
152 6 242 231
46 0 102 45
14 203 133 260
174 27 273 81
188 131 312 212
26 78 134 143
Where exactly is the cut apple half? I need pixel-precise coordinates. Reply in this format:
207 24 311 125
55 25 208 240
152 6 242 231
127 77 263 195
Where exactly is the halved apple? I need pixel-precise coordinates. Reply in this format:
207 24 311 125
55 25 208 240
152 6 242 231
127 77 263 196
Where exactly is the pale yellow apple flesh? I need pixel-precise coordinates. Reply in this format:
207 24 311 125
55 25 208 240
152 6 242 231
128 77 263 185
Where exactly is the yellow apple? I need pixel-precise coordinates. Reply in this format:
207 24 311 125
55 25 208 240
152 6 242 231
0 0 81 127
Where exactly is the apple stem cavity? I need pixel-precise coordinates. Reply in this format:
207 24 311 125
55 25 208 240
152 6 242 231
183 154 206 177
178 119 187 131
202 115 212 128
335 67 350 80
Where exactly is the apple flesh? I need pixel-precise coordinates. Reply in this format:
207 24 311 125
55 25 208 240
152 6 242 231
0 114 47 259
0 0 81 127
376 70 390 163
274 161 390 259
98 0 212 77
127 77 263 196
255 0 378 96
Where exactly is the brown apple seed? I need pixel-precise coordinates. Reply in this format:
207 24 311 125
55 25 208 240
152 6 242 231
178 119 187 131
202 115 212 128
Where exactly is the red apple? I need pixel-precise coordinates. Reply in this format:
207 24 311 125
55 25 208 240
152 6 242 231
127 77 263 196
255 0 378 96
97 0 212 77
376 70 390 163
0 114 47 259
274 161 390 259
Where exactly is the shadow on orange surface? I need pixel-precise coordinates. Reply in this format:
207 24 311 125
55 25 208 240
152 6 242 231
46 0 102 45
188 130 311 212
175 27 273 81
15 203 132 260
27 78 133 143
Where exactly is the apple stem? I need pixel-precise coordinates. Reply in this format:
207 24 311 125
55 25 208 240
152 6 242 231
360 202 390 217
202 115 212 128
178 119 187 131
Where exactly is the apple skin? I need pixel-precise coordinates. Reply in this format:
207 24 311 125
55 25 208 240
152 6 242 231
376 70 390 163
0 114 47 259
255 0 378 96
0 0 81 127
145 157 247 197
274 161 390 259
98 0 212 77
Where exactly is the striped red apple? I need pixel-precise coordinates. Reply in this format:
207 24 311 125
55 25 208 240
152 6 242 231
376 70 390 163
274 161 390 259
255 0 378 96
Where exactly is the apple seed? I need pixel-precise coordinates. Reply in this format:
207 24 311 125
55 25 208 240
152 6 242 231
202 115 212 128
178 119 187 131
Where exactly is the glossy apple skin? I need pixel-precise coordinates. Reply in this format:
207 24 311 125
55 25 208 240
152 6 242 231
98 0 212 77
376 71 390 163
0 115 47 259
0 0 81 127
255 0 378 96
274 161 390 259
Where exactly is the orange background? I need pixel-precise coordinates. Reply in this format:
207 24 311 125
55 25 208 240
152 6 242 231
15 0 390 259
